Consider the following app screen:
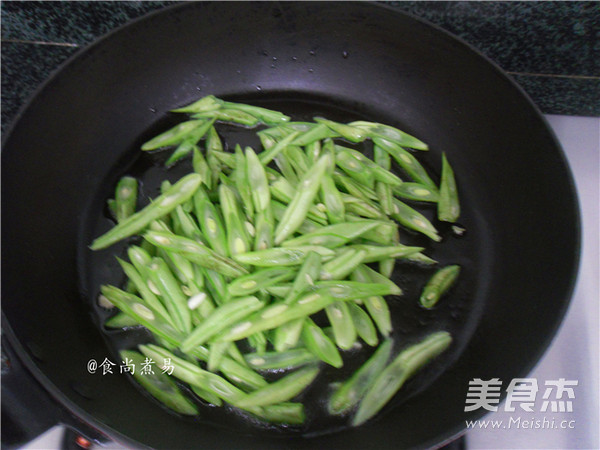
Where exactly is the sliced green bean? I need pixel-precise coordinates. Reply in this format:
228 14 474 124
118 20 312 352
314 117 367 143
100 285 184 347
320 248 366 281
244 348 319 371
420 264 461 308
258 131 300 165
292 123 337 146
274 153 331 244
245 146 270 212
191 146 212 188
227 267 296 297
350 121 428 151
235 366 319 408
193 187 228 256
325 301 357 350
205 126 223 187
353 331 452 426
253 208 274 251
91 173 202 250
232 246 335 267
391 198 441 242
180 296 264 350
171 95 222 113
394 182 439 203
193 108 259 127
144 229 247 277
328 339 392 415
335 147 375 189
348 303 378 347
438 153 460 222
301 318 343 368
120 350 198 415
374 139 436 189
219 101 290 124
112 176 138 222
351 266 392 337
105 312 140 329
321 172 345 224
281 221 379 249
146 257 192 333
190 384 224 406
349 244 424 264
141 120 206 151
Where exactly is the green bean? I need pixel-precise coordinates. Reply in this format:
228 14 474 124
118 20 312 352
207 341 230 372
348 303 378 347
315 280 401 299
139 344 245 404
420 265 461 308
320 248 367 281
438 153 460 222
116 258 174 327
394 182 439 203
292 123 337 146
334 172 379 202
274 153 331 244
186 290 215 320
258 131 300 165
269 175 328 224
341 146 403 187
374 139 437 189
173 205 203 241
328 339 392 415
146 257 192 333
247 331 268 353
271 200 321 235
144 229 247 277
274 151 300 187
193 187 228 256
231 146 254 220
233 246 335 267
193 108 259 127
242 146 270 214
244 348 319 371
211 149 237 170
91 173 202 250
374 146 394 215
216 290 339 342
314 117 367 143
227 267 296 297
350 121 429 151
272 318 305 352
345 216 399 245
325 301 357 350
100 285 185 347
281 221 380 249
120 350 198 415
191 146 212 188
202 268 229 306
321 173 345 224
353 331 452 426
343 195 386 219
379 258 395 279
181 296 264 350
301 318 343 368
219 101 290 124
171 95 222 113
391 198 441 242
253 208 274 251
349 244 424 264
247 402 305 425
305 140 322 164
351 266 392 337
335 147 375 189
112 176 138 222
235 366 319 408
141 120 207 151
190 384 224 406
104 312 140 329
205 126 223 187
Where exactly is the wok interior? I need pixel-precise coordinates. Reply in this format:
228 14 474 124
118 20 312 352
1 3 578 448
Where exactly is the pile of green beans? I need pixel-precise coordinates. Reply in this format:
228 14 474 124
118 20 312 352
93 95 461 427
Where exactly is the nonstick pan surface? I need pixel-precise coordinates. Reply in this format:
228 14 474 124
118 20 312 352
1 2 580 449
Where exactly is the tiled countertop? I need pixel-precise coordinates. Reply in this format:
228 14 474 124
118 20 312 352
1 1 599 135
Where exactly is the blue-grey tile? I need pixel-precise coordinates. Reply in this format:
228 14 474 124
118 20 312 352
386 1 599 77
1 1 177 45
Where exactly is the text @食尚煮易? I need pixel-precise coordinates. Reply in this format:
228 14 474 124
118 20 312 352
87 357 173 376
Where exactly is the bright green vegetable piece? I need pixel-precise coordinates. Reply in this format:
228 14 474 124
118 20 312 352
353 331 452 426
244 348 319 370
438 153 460 222
321 172 345 224
219 183 252 256
325 301 357 350
144 229 247 277
274 153 331 244
420 265 461 308
232 246 335 267
328 339 392 415
350 121 429 151
91 173 202 250
171 95 222 113
220 101 290 124
104 312 139 329
314 117 367 143
374 139 436 189
281 221 379 248
191 146 212 188
301 318 343 368
227 267 296 297
391 198 441 242
120 350 198 415
320 248 367 281
112 176 138 222
245 146 270 212
347 303 378 347
335 147 375 189
349 244 424 264
292 123 338 146
258 131 301 165
394 182 440 203
180 296 264 350
235 366 320 408
351 266 392 337
193 108 260 127
193 187 228 256
141 120 206 151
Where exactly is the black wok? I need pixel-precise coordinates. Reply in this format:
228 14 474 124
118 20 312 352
1 2 580 449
